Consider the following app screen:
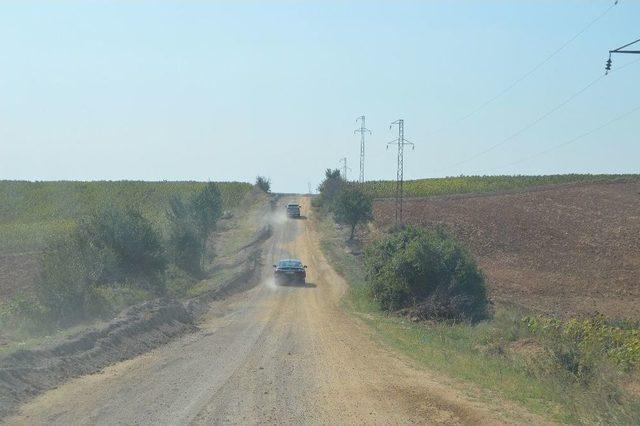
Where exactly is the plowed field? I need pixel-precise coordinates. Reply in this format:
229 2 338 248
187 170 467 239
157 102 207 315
373 181 640 319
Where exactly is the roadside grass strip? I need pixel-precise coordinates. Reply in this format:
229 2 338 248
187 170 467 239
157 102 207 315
315 214 640 424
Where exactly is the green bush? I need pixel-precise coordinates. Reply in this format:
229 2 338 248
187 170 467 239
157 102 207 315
75 207 168 294
26 207 167 327
3 183 228 332
166 264 198 298
316 169 344 210
255 176 271 193
166 183 223 276
94 284 151 313
167 201 203 276
364 227 488 322
0 292 51 334
333 184 373 240
524 315 640 374
191 182 223 237
35 234 108 325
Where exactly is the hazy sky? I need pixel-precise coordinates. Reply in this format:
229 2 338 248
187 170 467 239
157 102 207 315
1 1 638 192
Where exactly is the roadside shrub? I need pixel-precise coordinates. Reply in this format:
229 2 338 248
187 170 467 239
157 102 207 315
76 207 168 294
255 176 271 193
35 234 109 325
316 169 344 210
94 284 151 314
165 264 198 298
0 292 52 334
524 315 640 373
167 210 203 276
24 206 168 327
166 183 224 276
190 182 223 237
364 226 488 322
333 184 373 240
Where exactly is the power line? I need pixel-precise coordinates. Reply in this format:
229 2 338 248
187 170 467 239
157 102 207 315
387 119 414 226
434 57 640 174
434 74 604 173
494 103 640 171
354 115 371 183
428 0 620 136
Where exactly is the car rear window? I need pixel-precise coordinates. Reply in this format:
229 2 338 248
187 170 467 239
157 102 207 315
278 260 302 268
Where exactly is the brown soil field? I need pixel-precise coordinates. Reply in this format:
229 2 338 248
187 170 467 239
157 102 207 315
373 181 640 319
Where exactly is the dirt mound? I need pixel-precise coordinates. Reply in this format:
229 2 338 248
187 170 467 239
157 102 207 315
373 181 640 319
0 299 195 419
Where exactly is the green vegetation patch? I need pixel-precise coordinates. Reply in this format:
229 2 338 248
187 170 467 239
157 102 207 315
364 226 488 322
360 174 640 199
0 180 251 252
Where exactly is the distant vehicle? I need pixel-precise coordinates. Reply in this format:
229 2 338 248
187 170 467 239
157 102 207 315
286 203 301 218
273 259 307 285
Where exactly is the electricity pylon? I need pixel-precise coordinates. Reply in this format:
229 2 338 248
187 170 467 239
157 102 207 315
605 37 640 74
387 119 414 227
354 115 371 183
339 157 351 181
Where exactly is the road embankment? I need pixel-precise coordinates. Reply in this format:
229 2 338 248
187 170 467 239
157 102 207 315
0 219 271 420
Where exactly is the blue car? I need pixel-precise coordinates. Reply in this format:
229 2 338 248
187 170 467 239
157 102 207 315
273 259 307 285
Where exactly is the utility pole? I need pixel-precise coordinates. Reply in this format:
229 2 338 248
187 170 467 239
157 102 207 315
339 157 351 181
308 182 312 195
387 119 414 227
354 115 371 183
605 37 640 74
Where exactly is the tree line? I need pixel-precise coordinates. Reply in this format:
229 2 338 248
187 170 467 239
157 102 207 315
2 183 226 331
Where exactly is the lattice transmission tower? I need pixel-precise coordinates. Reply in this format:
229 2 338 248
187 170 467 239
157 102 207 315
339 157 351 181
387 119 414 227
354 115 371 183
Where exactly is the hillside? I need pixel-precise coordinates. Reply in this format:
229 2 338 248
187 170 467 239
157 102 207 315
0 180 252 301
373 180 640 319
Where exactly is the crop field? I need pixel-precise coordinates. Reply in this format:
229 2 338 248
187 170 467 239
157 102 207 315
360 174 639 199
0 180 252 253
0 180 252 300
373 180 640 320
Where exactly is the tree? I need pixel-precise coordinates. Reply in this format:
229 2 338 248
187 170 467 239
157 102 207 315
255 176 271 193
333 184 373 240
317 168 344 210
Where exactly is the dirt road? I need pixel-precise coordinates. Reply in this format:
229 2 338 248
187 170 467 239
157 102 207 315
4 198 543 425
